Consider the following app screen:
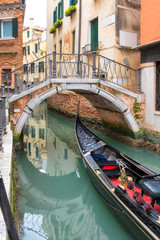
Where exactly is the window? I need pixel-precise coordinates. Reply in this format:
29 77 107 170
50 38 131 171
36 147 39 158
28 142 31 156
72 30 75 53
70 0 78 6
60 40 62 59
35 43 38 53
23 47 26 55
27 30 29 38
24 124 29 136
31 126 35 138
31 63 35 73
0 18 18 38
23 64 28 73
27 45 30 55
53 137 56 149
91 18 98 51
38 61 44 72
64 148 68 160
58 0 64 20
39 128 45 139
53 7 57 24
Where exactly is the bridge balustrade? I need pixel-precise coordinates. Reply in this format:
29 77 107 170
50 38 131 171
0 52 141 149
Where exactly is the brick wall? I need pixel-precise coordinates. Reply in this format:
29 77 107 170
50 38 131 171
0 1 25 85
0 0 22 4
47 92 100 119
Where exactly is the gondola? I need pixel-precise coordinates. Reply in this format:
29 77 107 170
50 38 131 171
75 104 160 240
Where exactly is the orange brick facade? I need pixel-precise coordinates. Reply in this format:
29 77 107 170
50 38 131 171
0 1 25 86
141 0 160 44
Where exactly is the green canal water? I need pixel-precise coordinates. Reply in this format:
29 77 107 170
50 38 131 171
16 102 160 240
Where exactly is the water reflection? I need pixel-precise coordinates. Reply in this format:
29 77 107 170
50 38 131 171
17 102 135 240
17 102 160 240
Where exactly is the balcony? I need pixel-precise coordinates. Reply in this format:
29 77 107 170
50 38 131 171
82 42 101 54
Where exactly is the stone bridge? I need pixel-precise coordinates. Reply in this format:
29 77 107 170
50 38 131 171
3 52 143 138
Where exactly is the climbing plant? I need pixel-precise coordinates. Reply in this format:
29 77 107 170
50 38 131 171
133 100 142 123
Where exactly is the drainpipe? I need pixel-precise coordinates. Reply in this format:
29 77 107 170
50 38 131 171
77 0 82 74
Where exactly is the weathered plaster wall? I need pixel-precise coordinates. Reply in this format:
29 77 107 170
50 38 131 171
141 63 157 130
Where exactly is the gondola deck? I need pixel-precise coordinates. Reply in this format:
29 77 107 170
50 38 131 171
75 106 160 240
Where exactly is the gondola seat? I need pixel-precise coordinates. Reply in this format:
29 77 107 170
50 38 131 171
138 178 160 207
95 160 120 176
93 154 108 161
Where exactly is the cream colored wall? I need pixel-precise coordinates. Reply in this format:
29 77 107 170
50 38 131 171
46 0 54 54
23 29 47 64
47 0 116 56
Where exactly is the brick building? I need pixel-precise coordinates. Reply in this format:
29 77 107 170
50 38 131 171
0 0 25 87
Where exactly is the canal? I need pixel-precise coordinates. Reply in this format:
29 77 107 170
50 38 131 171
16 102 160 240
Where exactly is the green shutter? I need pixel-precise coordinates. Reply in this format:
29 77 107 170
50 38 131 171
0 20 1 38
27 46 30 55
58 3 61 20
35 43 38 53
42 61 44 72
72 31 75 53
61 0 64 18
56 7 57 21
91 18 98 51
31 126 35 138
36 147 39 157
12 18 18 37
71 0 77 5
54 7 57 23
31 63 35 73
39 62 44 72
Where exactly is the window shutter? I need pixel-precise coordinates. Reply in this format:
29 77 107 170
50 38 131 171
0 20 1 38
38 62 41 72
35 43 38 53
55 7 57 22
58 3 61 20
61 0 64 18
27 46 30 55
39 62 44 72
12 18 18 37
31 63 35 73
42 61 44 72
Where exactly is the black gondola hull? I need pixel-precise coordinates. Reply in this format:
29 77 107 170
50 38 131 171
75 109 160 240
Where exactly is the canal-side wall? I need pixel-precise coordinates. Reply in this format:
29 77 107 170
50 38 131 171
47 91 101 120
47 92 160 151
0 124 13 240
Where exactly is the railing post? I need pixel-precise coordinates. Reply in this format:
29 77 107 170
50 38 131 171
1 72 7 135
79 60 82 78
0 175 19 240
49 55 52 82
53 52 56 78
137 68 142 93
1 71 5 98
0 99 3 151
14 73 18 94
92 51 96 79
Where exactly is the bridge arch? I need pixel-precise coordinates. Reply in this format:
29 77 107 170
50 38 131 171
14 83 139 134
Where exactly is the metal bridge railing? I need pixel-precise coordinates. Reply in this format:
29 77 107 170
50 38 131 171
96 54 139 93
2 52 140 99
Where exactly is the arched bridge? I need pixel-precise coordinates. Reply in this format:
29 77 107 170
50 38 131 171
0 52 143 144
